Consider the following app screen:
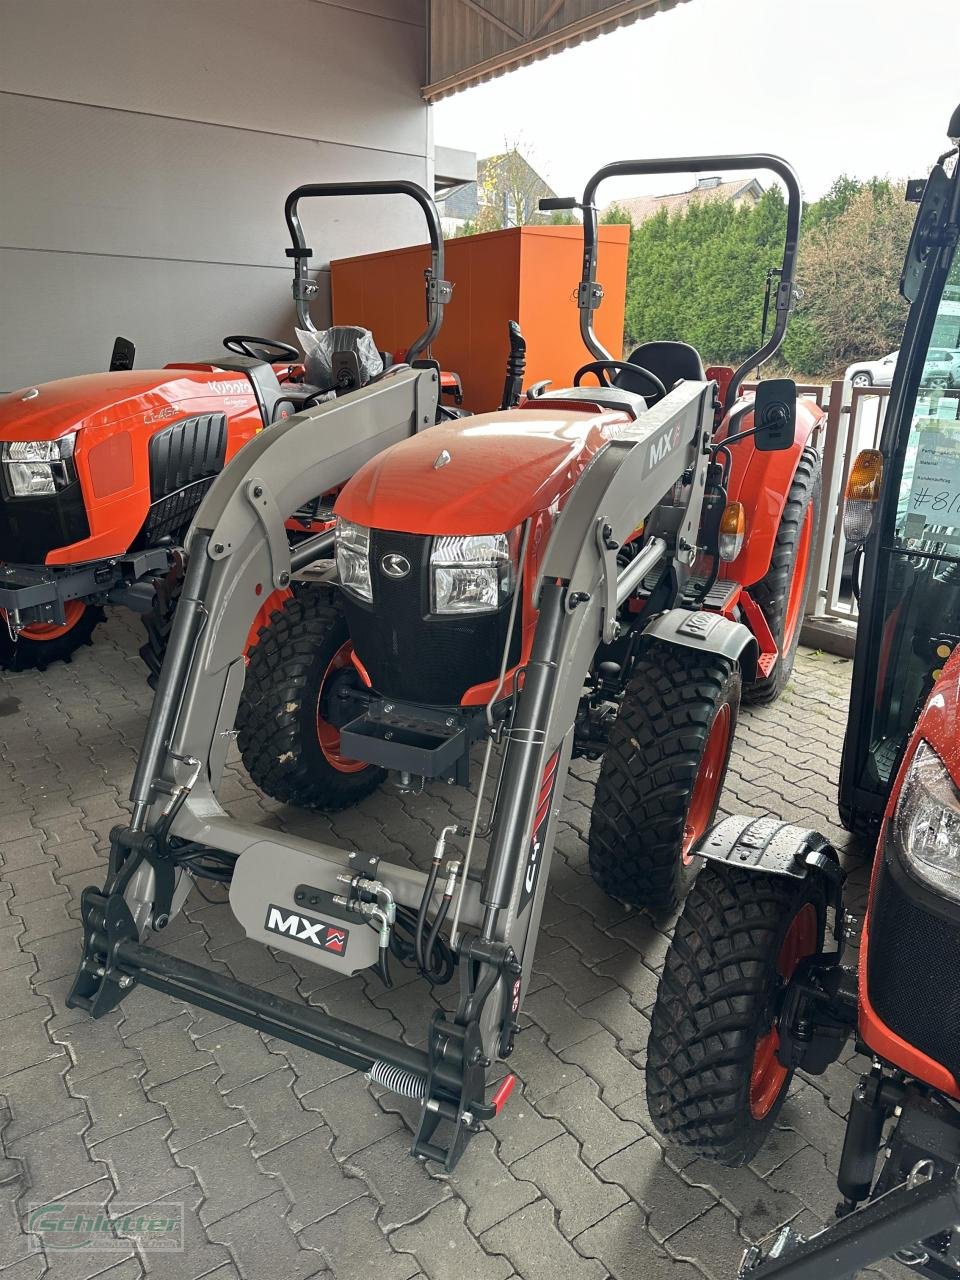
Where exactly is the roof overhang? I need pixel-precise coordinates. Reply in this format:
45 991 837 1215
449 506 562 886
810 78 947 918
424 0 690 102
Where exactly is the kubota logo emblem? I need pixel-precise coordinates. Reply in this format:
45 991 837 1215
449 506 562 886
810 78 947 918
380 553 411 579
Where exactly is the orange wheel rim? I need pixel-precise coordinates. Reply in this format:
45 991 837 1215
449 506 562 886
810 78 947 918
316 640 368 774
682 702 732 863
782 504 813 656
14 600 86 642
749 902 818 1120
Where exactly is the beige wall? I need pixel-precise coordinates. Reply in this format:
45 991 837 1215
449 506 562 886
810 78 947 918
0 0 430 388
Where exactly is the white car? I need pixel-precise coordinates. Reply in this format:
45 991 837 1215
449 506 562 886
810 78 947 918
845 348 959 389
844 350 898 388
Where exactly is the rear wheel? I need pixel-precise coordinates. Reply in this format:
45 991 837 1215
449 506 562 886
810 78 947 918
743 445 821 706
237 586 385 810
588 640 740 916
0 601 103 671
646 861 826 1165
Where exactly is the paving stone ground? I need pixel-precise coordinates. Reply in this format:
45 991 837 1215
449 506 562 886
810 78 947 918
0 611 911 1280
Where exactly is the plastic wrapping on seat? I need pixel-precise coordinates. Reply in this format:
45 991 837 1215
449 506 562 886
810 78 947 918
298 326 383 392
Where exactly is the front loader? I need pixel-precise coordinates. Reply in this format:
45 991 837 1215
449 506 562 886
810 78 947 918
68 152 812 1165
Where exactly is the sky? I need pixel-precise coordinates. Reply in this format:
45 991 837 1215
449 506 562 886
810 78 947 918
433 0 958 206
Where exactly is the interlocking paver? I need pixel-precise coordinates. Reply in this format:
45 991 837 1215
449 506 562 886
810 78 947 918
299 1195 420 1280
576 1201 706 1280
204 1188 328 1280
558 1029 644 1108
70 1061 165 1146
536 1077 646 1168
93 1115 196 1212
257 1127 367 1228
347 1128 450 1229
223 1064 326 1157
173 1124 280 1226
512 1133 628 1237
1 620 887 1278
481 1197 607 1280
391 1198 514 1280
597 1138 712 1240
435 1131 538 1235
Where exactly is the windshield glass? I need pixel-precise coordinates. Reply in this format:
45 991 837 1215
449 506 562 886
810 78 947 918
861 250 960 792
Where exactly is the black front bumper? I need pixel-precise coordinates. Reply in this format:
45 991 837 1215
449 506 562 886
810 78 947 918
0 549 172 628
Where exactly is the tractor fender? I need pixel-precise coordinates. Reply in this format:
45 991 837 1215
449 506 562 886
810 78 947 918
720 398 822 590
694 814 843 894
641 607 758 682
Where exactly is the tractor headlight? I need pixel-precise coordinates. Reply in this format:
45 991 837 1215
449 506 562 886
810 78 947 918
335 518 372 602
430 529 520 615
1 435 77 497
894 740 960 898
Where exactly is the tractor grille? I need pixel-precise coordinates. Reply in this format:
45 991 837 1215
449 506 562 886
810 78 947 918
867 856 960 1081
0 479 89 563
340 528 521 706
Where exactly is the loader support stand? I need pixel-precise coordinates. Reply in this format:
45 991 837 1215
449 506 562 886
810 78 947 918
739 1172 960 1279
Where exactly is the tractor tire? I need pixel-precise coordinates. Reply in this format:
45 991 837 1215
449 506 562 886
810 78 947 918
237 586 385 810
588 640 740 916
646 860 826 1165
139 557 185 689
0 602 103 672
742 445 821 707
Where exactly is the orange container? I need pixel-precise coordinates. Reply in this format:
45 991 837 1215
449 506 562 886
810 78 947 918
330 224 629 412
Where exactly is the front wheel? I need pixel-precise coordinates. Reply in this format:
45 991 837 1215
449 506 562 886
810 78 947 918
850 372 872 388
237 586 385 810
0 602 103 671
646 860 826 1166
588 640 741 916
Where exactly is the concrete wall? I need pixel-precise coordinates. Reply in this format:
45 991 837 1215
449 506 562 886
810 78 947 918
0 0 430 389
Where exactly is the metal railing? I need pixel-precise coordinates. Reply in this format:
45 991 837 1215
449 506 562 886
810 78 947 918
800 381 890 654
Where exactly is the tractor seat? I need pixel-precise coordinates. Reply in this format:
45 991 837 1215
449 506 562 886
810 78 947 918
535 385 647 420
613 341 705 404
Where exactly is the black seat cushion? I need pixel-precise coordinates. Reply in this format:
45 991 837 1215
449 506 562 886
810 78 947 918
614 341 705 403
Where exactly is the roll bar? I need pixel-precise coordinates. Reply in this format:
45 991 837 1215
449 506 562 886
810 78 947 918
542 154 803 412
284 180 451 364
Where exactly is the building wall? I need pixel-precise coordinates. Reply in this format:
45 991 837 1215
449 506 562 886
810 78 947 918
0 0 430 389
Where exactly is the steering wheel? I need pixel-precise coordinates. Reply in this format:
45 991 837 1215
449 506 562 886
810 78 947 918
223 335 300 362
573 359 666 399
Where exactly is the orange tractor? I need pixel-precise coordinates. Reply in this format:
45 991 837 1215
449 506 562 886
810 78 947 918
69 150 834 1177
0 180 454 673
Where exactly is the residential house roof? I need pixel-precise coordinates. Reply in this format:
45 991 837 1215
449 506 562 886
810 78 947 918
604 176 763 225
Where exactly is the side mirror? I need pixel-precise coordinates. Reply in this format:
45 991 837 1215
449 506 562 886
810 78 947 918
753 379 796 451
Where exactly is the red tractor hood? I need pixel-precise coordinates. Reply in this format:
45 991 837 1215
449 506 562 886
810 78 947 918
0 369 255 442
335 408 622 535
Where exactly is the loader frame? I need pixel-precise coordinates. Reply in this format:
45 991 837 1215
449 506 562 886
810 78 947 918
67 295 756 1170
